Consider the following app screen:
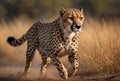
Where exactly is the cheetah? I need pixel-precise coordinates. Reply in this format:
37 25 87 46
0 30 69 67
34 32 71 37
7 7 84 79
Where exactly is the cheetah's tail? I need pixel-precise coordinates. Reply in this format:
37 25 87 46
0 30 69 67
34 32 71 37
7 34 27 47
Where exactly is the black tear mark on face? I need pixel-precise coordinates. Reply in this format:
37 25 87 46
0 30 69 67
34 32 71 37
70 20 74 31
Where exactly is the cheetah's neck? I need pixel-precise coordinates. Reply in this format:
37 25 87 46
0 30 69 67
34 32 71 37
52 17 77 44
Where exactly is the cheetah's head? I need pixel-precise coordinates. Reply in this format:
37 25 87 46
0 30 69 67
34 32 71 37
59 8 84 33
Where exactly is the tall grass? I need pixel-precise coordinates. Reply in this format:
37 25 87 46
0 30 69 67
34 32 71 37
0 17 120 75
0 18 33 65
78 18 120 74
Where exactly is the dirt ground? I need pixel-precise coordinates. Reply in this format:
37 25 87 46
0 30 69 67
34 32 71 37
0 74 119 81
0 66 119 81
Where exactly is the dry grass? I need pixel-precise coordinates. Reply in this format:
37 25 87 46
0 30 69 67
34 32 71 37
78 18 120 74
0 17 120 79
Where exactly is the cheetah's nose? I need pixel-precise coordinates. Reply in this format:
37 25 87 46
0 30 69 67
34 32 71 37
76 26 81 29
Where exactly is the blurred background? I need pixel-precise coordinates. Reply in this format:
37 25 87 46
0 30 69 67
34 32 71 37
0 0 120 80
0 0 120 20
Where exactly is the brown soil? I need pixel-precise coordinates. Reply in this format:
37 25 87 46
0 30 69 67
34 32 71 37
0 66 119 81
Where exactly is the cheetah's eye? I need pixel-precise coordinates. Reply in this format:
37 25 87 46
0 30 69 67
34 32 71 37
79 17 83 20
68 17 73 20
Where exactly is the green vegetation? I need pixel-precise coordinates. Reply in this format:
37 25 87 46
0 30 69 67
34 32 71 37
0 0 120 20
75 0 120 17
0 0 71 19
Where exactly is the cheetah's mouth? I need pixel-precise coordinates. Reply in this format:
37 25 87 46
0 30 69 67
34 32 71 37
71 25 82 32
70 20 82 32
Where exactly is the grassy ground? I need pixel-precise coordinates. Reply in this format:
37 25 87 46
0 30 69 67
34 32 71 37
0 17 120 81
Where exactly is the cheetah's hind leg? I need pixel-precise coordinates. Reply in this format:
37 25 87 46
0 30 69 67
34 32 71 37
21 41 36 79
40 54 51 77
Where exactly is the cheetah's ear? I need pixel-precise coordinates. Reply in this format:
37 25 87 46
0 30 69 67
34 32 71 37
59 7 66 17
79 7 83 12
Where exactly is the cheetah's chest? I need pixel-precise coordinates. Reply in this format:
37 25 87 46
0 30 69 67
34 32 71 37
56 32 78 57
57 41 78 57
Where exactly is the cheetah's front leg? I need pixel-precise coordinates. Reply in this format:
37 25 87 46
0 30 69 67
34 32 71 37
51 55 68 79
68 54 79 77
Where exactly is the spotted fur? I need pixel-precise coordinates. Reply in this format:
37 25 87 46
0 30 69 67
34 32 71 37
7 8 84 79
